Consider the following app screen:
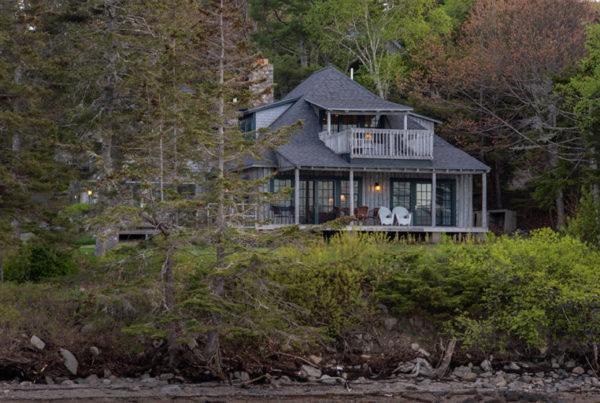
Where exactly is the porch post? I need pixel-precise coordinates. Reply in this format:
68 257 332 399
403 112 408 137
482 172 488 229
294 168 300 225
327 111 331 135
349 169 354 218
431 171 437 227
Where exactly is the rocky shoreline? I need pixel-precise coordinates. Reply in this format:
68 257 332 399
3 356 600 402
4 335 600 401
2 371 600 402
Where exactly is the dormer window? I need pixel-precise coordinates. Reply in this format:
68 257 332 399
240 113 255 133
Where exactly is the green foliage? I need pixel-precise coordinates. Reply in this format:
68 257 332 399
377 229 600 354
307 0 451 98
441 0 475 25
4 244 77 283
562 23 600 188
376 236 488 320
275 233 388 337
567 187 600 245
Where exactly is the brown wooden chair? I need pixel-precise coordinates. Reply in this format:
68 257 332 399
354 206 369 224
368 207 380 225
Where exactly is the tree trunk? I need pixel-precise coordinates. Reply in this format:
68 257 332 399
95 131 116 257
299 39 307 67
159 129 164 202
203 0 227 372
163 246 177 368
494 160 502 209
556 188 566 228
591 151 599 205
549 139 566 228
0 250 4 283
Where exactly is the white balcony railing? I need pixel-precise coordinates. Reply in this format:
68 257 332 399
319 128 433 160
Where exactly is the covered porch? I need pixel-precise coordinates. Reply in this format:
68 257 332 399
261 167 488 233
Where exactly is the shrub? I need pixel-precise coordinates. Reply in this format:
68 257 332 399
273 232 408 338
377 229 600 354
567 187 600 245
4 244 78 283
465 229 600 353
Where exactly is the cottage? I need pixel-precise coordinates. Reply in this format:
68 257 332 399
241 66 490 236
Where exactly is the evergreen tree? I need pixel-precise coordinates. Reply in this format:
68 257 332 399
0 0 72 277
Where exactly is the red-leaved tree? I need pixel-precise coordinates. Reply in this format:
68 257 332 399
410 0 596 226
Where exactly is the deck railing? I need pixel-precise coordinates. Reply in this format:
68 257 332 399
319 128 433 160
204 202 294 227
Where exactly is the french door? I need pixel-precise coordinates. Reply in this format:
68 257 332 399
298 178 361 224
390 179 455 226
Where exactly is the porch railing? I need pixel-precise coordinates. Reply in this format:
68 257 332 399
204 202 294 227
319 128 433 160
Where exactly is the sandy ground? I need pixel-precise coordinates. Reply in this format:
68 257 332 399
3 378 600 402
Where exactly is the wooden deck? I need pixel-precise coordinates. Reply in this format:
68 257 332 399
256 224 488 233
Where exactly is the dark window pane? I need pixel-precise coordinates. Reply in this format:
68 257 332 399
392 181 410 210
340 180 359 209
414 183 432 226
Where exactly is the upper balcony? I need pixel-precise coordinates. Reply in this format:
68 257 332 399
318 127 433 160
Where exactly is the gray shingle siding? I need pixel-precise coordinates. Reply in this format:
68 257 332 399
255 103 293 129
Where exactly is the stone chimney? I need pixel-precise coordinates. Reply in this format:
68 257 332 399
249 58 274 107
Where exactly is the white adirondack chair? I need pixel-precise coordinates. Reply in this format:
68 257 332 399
392 206 412 226
378 206 395 225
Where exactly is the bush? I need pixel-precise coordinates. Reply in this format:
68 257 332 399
273 232 409 338
175 233 416 348
377 229 600 354
567 187 600 245
376 236 488 320
4 244 78 283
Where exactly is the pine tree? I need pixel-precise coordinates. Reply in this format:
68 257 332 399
0 0 72 278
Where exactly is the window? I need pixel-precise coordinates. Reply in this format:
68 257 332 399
391 181 410 210
414 183 432 226
240 114 255 133
272 178 293 207
436 182 454 226
339 115 359 132
390 179 455 226
364 115 383 128
273 176 362 224
339 180 359 209
319 112 384 133
317 180 335 223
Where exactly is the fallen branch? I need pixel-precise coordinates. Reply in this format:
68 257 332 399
434 339 456 378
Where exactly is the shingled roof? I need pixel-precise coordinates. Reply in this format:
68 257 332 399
284 66 412 113
248 66 489 172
